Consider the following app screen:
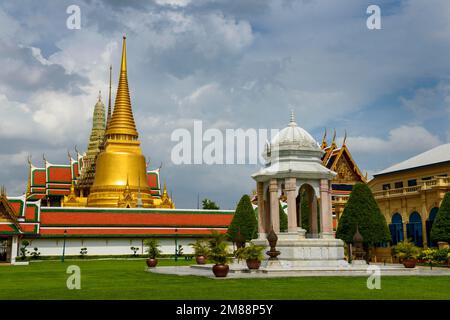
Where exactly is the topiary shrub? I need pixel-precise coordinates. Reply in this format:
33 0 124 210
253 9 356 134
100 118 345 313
227 194 258 242
431 192 450 244
336 183 391 246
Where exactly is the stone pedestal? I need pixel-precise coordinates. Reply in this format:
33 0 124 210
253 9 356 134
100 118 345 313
253 236 348 268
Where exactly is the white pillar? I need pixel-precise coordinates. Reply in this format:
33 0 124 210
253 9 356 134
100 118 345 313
285 177 297 233
10 236 18 263
320 179 334 239
269 179 280 233
256 181 266 239
310 193 318 237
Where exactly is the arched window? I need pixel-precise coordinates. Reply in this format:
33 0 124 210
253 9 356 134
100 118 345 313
389 213 403 245
407 212 423 247
426 207 439 247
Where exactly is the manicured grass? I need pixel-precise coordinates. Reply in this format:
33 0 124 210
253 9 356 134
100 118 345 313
0 259 449 300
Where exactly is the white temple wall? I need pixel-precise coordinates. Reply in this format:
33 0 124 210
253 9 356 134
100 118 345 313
25 237 196 256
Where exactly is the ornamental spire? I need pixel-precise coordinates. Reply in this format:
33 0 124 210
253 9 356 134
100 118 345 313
106 36 138 139
289 109 297 126
106 65 112 128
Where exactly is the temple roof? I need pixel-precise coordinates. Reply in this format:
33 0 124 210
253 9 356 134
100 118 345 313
375 143 450 176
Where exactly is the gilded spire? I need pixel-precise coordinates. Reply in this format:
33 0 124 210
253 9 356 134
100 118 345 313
331 129 336 146
106 36 138 139
107 65 112 128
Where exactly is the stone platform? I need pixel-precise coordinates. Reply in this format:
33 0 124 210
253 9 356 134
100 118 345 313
147 262 450 279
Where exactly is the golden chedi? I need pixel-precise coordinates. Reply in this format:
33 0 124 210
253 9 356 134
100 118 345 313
87 37 154 208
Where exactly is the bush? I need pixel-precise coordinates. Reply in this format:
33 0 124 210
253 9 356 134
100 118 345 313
79 248 88 258
190 240 209 257
144 239 161 259
235 243 265 262
431 192 450 243
30 248 40 260
19 240 30 261
336 183 391 245
227 195 258 242
130 246 139 257
208 231 231 265
392 240 420 260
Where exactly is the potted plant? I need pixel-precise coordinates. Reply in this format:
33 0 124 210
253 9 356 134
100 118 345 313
392 240 420 268
208 232 231 277
144 239 161 267
190 240 209 265
235 242 265 270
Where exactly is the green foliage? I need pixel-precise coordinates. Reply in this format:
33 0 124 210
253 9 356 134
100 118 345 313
189 239 209 257
392 240 421 260
30 248 40 260
144 239 161 259
207 231 231 265
80 247 88 258
202 198 220 210
227 195 258 242
300 193 310 231
130 247 139 256
235 242 265 262
19 240 30 261
177 245 184 257
431 192 450 243
279 202 288 232
336 183 391 245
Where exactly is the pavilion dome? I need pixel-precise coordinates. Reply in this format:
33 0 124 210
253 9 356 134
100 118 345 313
270 112 321 152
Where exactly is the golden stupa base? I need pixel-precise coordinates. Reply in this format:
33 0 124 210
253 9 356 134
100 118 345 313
87 186 155 208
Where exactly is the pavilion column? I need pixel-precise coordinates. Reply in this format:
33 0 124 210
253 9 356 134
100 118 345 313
256 181 266 238
269 179 280 233
320 179 334 239
285 177 297 233
402 221 407 241
310 193 318 237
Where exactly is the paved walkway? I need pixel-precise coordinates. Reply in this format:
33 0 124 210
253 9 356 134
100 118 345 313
147 263 450 279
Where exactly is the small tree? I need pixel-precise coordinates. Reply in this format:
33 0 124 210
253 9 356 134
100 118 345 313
20 240 30 261
227 195 258 241
336 183 391 246
202 198 220 210
279 202 288 232
431 192 450 244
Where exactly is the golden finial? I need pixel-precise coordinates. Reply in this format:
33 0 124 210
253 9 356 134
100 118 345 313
106 36 138 139
321 128 327 149
331 129 336 146
343 130 347 146
98 90 102 102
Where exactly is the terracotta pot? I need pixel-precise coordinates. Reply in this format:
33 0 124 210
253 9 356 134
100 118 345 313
246 259 261 270
196 255 206 265
212 264 229 277
146 258 158 268
403 258 417 268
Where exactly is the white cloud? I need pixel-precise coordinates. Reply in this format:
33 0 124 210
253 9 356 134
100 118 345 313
347 125 442 155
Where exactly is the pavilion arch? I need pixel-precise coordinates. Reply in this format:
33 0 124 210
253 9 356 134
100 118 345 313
407 211 423 247
426 207 439 247
389 213 404 245
296 183 320 238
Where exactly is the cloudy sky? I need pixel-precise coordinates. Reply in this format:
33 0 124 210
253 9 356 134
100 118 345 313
0 0 449 209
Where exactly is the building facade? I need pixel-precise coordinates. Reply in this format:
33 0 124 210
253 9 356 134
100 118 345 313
320 130 366 230
368 143 450 248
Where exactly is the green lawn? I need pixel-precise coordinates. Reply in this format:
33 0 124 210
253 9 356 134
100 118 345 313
0 259 449 300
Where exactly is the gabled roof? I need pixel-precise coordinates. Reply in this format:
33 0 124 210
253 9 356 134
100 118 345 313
375 143 450 176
